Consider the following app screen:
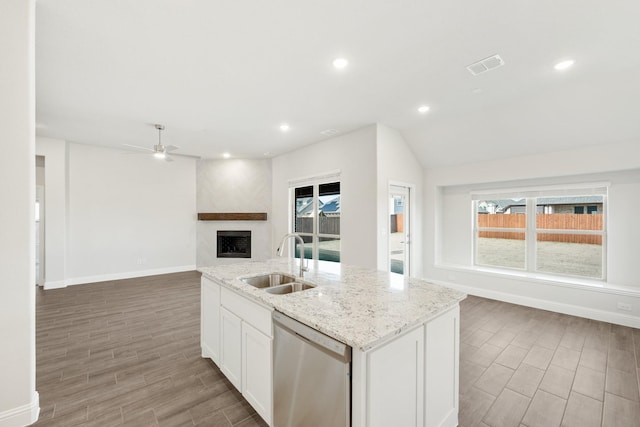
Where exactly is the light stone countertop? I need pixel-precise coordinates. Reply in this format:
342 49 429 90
198 258 466 352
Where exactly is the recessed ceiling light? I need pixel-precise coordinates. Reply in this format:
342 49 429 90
332 58 348 69
472 88 483 94
279 123 290 132
554 59 575 71
417 105 430 114
222 152 231 159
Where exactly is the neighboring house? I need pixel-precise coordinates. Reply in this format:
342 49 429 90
477 199 525 214
478 196 603 215
535 196 604 214
296 196 341 217
296 198 315 216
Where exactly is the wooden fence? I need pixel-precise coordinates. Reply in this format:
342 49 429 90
478 214 603 245
390 213 404 233
295 216 341 235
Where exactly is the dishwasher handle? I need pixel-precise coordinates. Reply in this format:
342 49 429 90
273 311 351 362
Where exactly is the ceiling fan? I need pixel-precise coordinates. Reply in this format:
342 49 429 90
122 124 199 161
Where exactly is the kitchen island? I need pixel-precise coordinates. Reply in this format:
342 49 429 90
199 259 465 427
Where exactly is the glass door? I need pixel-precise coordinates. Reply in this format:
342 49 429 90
389 185 410 275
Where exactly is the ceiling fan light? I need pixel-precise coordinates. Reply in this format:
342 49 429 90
154 152 166 159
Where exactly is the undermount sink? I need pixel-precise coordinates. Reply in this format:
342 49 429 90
239 273 317 295
240 273 297 288
265 282 316 295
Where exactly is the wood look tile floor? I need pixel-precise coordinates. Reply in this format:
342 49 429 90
459 295 640 427
33 272 640 427
33 271 267 427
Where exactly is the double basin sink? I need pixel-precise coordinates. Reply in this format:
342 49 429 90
240 273 316 295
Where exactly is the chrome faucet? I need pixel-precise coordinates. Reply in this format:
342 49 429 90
276 233 309 278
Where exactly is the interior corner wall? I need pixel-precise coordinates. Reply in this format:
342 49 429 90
375 124 424 277
64 143 197 284
0 0 39 424
272 126 378 269
196 159 272 267
35 137 67 288
424 141 640 326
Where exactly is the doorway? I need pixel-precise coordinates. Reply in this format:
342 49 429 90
389 185 410 275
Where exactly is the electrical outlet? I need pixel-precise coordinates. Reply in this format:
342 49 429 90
617 302 632 311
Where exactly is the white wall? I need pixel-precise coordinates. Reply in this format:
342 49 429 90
35 137 67 288
35 140 197 287
376 124 424 276
63 143 197 284
607 172 640 286
197 159 272 266
424 141 640 327
0 0 39 424
272 126 378 269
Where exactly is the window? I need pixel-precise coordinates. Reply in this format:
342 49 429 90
535 196 604 278
474 188 606 280
476 199 526 269
292 180 340 262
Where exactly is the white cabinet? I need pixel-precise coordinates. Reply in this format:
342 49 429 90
242 321 272 424
366 326 424 427
217 286 273 425
201 277 220 364
425 306 459 427
352 305 460 427
220 306 243 391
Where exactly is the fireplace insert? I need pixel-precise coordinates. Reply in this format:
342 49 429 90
217 230 251 258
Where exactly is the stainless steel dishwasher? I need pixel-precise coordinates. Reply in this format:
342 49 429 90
272 311 351 427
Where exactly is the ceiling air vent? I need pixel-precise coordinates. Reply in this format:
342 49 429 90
466 54 505 76
320 129 340 137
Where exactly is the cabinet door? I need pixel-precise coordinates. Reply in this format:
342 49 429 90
220 307 242 391
201 278 221 364
367 326 424 427
242 322 272 425
425 306 460 427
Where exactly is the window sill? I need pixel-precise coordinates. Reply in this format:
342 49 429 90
433 263 640 297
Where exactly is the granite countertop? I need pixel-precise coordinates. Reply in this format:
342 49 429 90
198 258 466 352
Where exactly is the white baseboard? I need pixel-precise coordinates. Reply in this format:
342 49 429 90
201 344 220 367
431 279 640 329
43 279 66 290
44 265 197 289
0 391 39 427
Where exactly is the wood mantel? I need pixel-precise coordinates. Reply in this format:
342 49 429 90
197 212 267 221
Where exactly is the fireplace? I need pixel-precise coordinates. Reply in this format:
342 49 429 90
217 230 251 258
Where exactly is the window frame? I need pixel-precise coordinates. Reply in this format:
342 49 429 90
290 177 341 263
473 188 607 281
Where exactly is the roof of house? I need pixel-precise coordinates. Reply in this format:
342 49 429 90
320 198 340 214
296 197 341 216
